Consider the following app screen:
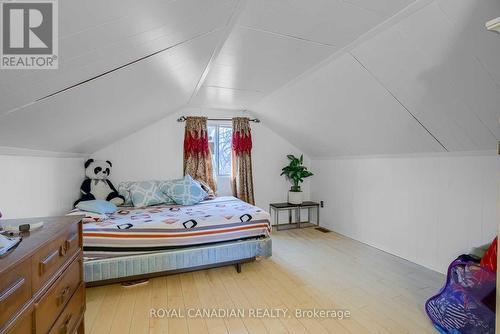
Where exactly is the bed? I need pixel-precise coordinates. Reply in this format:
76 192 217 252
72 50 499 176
68 196 272 285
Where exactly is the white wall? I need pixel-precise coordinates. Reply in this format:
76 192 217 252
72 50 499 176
311 152 499 273
93 108 311 219
0 155 84 219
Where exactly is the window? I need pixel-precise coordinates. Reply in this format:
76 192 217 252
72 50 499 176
208 124 232 176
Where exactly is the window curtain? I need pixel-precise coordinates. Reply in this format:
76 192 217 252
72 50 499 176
231 117 255 205
183 116 217 191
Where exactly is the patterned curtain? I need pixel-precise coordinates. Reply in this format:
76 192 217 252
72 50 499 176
183 117 217 191
231 117 255 205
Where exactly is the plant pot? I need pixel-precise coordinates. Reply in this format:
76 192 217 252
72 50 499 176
288 191 303 205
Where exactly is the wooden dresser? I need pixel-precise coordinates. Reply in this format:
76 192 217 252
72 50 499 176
0 216 85 334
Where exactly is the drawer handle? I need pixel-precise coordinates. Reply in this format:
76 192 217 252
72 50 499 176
64 233 78 251
59 313 72 334
57 286 71 306
59 244 67 256
0 277 25 302
39 249 60 275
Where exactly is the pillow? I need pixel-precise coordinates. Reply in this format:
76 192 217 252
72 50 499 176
119 181 175 206
76 199 117 214
160 177 215 200
480 237 497 273
117 181 134 206
164 175 208 206
158 179 182 197
195 179 216 200
129 181 170 207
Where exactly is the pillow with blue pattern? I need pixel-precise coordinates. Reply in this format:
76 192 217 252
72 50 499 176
129 181 171 207
117 181 134 206
158 178 182 195
164 175 208 206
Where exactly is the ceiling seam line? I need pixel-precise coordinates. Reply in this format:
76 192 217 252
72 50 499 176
204 85 263 93
245 0 435 111
33 29 222 103
187 0 248 105
349 52 449 152
392 28 475 150
237 25 337 47
396 26 497 146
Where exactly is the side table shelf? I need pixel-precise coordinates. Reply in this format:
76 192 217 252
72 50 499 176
269 201 320 231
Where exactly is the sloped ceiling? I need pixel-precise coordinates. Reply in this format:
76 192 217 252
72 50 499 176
0 0 499 156
0 0 239 153
191 0 414 110
251 0 500 156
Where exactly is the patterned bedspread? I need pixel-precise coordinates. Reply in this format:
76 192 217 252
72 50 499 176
68 197 271 259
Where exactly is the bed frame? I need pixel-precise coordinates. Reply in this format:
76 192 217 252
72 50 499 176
86 257 254 287
84 237 272 286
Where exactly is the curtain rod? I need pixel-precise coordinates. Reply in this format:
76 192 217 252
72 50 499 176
176 116 260 123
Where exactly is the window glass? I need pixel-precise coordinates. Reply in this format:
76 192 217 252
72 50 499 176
207 125 232 176
218 126 232 176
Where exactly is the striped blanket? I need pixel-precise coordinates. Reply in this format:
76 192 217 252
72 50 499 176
69 197 271 259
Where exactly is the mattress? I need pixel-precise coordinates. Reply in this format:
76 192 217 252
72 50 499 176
69 196 271 259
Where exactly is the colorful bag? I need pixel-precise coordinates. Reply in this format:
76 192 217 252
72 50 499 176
425 255 496 334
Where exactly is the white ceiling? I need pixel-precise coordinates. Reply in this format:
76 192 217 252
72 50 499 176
251 53 445 157
0 32 221 152
0 0 499 156
193 0 414 110
190 25 335 109
0 0 238 152
351 1 500 152
0 0 237 114
252 0 500 156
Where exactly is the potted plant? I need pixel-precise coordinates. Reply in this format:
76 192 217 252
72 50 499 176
281 154 313 205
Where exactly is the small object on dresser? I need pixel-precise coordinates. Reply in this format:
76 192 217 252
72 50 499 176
1 221 44 233
0 234 22 256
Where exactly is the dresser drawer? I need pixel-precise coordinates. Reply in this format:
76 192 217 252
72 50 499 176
0 259 31 326
32 223 80 290
48 284 84 334
35 256 82 334
5 311 32 334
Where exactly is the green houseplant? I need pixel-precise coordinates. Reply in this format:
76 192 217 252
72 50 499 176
281 154 313 204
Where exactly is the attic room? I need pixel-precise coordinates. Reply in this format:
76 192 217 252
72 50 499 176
0 0 499 333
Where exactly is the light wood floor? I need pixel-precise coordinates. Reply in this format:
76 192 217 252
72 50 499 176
84 228 444 334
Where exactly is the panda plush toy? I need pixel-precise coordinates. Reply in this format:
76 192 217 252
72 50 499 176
74 159 125 206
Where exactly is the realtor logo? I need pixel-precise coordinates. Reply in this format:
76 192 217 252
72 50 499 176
1 0 58 69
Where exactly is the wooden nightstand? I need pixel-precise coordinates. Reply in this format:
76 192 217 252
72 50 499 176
0 216 84 334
